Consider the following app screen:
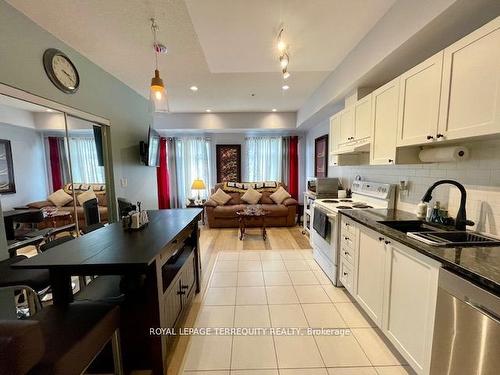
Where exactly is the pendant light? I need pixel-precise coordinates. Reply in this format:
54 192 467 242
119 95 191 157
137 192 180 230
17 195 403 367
149 18 169 112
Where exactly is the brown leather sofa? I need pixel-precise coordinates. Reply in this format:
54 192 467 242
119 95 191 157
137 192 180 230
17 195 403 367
204 182 298 228
26 183 108 230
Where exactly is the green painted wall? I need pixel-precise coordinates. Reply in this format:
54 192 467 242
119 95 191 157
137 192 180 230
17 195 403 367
0 0 158 259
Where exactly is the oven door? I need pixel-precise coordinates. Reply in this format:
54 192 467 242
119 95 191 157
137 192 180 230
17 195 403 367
311 206 338 265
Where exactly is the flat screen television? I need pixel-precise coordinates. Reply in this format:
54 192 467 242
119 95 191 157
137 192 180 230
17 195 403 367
140 126 161 167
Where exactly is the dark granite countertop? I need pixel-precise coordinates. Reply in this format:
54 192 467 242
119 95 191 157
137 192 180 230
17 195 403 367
339 209 500 295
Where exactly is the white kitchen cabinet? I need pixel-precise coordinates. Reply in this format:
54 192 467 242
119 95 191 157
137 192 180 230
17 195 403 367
438 17 500 141
355 225 387 326
397 52 444 146
339 107 355 146
370 78 400 165
329 113 341 166
354 94 372 141
339 258 354 295
382 241 440 375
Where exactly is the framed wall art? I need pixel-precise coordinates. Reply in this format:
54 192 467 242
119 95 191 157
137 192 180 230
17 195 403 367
314 135 328 178
216 144 241 182
0 139 16 194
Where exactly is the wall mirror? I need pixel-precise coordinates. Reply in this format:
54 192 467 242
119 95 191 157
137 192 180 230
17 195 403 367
0 91 114 259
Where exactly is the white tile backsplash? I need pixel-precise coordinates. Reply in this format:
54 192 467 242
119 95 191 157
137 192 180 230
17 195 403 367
329 139 500 235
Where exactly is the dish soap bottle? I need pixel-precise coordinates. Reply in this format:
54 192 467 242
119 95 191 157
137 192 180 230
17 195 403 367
416 201 428 219
429 201 441 223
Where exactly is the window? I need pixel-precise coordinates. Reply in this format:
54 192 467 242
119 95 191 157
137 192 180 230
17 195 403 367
175 137 212 206
67 137 105 183
245 136 282 182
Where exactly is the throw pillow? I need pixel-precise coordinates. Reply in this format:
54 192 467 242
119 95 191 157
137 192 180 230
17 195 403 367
48 189 73 207
210 188 232 205
241 188 262 205
270 186 291 204
77 188 97 206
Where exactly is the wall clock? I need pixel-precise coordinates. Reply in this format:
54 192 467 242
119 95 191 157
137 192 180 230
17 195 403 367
43 48 80 94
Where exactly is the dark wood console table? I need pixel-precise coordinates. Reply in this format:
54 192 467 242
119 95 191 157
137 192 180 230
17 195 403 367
13 209 203 375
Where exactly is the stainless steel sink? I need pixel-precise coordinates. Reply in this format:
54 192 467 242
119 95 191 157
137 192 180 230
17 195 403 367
378 220 500 247
378 220 442 233
407 231 500 247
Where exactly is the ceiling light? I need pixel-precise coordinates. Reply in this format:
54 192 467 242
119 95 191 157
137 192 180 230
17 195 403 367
45 109 54 112
277 28 286 52
206 109 211 112
272 109 277 112
190 86 198 92
149 18 169 113
282 70 290 80
282 85 290 91
279 53 289 69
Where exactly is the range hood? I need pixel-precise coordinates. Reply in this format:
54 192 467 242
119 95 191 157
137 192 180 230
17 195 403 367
333 139 371 155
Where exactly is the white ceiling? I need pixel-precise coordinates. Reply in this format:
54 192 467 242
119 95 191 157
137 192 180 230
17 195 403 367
6 0 396 113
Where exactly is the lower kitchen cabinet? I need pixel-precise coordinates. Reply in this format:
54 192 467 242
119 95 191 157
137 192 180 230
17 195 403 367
344 215 441 375
355 226 387 326
383 242 440 375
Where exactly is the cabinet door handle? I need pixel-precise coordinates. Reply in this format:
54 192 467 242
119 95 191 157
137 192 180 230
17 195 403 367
177 290 186 295
378 237 385 241
427 135 434 140
388 159 393 164
344 236 350 241
344 251 350 256
385 240 391 245
181 284 189 289
436 133 444 138
345 222 350 227
343 272 348 276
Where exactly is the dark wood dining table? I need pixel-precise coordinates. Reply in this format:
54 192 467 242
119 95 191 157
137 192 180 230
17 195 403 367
13 208 203 374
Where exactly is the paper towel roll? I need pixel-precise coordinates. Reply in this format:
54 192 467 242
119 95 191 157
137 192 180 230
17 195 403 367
419 146 469 163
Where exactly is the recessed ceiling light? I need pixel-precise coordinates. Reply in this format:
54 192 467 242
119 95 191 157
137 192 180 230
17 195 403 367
45 109 54 112
190 86 198 92
272 109 277 112
206 109 211 112
282 85 290 90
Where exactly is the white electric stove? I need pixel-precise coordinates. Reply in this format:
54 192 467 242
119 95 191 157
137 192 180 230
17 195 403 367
311 180 395 285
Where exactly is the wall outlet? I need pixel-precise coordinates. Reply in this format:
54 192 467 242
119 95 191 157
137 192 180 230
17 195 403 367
120 178 128 188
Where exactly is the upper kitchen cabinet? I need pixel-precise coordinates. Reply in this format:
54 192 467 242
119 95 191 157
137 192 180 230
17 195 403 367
397 52 444 147
438 17 500 141
354 94 372 141
370 78 400 165
339 107 355 146
329 113 341 166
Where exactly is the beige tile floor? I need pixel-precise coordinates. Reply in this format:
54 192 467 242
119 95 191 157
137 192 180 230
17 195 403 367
182 249 415 375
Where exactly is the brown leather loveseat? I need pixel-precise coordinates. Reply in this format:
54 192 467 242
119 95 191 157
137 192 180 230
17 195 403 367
204 182 298 228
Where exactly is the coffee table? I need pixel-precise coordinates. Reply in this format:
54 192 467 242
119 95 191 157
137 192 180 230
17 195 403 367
39 209 73 229
236 206 269 240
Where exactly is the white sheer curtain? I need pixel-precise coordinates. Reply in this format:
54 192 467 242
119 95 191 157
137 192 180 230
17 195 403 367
245 136 283 182
175 137 212 207
67 137 105 183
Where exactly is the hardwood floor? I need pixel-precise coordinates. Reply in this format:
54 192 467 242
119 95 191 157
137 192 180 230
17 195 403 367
166 224 311 374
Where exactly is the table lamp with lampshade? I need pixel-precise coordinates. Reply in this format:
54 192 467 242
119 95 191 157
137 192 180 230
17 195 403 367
191 179 206 204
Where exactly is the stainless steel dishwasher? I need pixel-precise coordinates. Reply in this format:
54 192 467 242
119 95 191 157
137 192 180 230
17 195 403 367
430 268 500 375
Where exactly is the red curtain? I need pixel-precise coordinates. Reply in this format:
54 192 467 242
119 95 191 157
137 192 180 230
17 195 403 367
157 137 171 209
48 137 63 191
288 136 299 200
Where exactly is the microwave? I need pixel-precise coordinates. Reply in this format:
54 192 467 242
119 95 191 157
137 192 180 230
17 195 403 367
307 178 339 199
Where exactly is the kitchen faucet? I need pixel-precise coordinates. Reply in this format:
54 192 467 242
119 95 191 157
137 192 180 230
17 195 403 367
421 180 474 231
